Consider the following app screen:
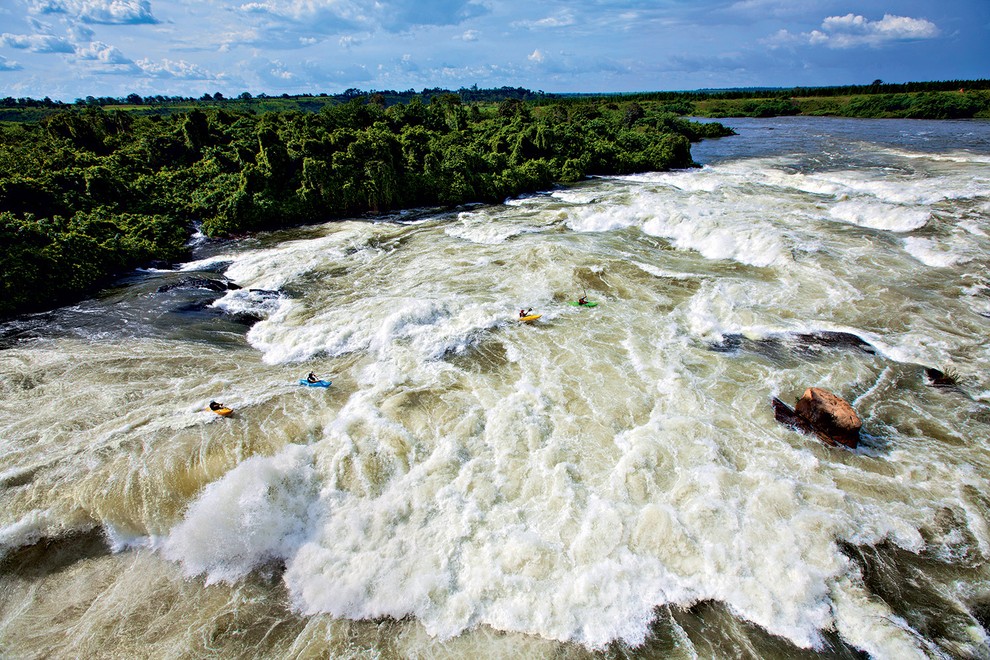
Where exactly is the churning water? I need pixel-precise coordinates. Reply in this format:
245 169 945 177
2 117 990 658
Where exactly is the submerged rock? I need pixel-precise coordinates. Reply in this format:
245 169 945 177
156 277 239 294
792 331 876 354
248 288 281 298
709 330 876 356
773 387 862 449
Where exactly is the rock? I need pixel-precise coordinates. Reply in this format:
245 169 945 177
709 330 876 356
794 387 861 448
792 331 876 354
248 288 281 298
156 277 235 293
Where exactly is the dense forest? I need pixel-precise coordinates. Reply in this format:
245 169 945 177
0 95 732 317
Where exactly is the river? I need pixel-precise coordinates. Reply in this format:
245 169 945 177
1 116 989 658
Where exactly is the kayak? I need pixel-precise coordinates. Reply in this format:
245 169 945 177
210 407 233 417
299 379 332 388
569 301 598 307
518 314 542 322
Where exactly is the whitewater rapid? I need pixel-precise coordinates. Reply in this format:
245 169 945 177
2 117 989 658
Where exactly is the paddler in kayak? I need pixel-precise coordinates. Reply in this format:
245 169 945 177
578 295 588 305
307 371 320 383
208 400 223 411
519 308 532 318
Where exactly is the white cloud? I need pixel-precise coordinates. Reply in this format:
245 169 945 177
528 48 544 63
1 32 74 53
30 0 159 25
767 13 940 49
514 11 575 29
75 39 136 68
0 55 23 71
67 23 95 42
218 29 262 53
533 12 575 28
269 60 294 80
137 58 213 80
458 29 479 41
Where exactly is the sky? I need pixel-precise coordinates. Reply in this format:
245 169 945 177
0 0 987 101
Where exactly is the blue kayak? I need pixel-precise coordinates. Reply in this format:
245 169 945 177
299 379 332 388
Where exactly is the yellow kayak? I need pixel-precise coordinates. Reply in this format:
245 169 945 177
518 314 542 322
209 406 233 417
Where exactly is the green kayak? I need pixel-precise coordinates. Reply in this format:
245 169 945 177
569 301 598 307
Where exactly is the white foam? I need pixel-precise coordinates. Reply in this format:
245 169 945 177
641 212 787 267
829 200 930 232
246 297 503 365
163 444 319 585
445 212 542 244
630 261 701 280
211 288 290 320
0 509 57 558
566 203 641 233
550 189 600 204
902 237 971 268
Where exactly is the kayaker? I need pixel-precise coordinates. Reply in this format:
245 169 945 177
209 401 224 411
578 296 588 305
307 372 319 383
519 308 531 318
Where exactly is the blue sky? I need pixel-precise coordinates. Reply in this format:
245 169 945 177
0 0 986 101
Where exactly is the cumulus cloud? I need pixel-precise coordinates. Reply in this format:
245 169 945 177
30 0 159 25
1 32 75 53
528 48 544 63
768 13 940 49
137 58 213 80
457 29 479 41
75 39 138 71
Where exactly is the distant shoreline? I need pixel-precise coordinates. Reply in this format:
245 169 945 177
3 80 989 123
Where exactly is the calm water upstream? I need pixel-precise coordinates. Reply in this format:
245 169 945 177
1 116 989 658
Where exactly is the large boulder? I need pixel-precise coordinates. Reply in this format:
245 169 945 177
794 387 861 448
